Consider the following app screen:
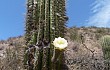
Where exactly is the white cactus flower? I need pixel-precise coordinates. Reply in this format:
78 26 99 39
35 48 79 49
53 37 68 50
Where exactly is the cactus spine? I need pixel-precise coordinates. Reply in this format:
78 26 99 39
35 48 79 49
25 0 68 70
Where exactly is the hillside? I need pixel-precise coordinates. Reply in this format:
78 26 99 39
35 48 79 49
0 36 25 70
65 27 110 70
0 27 110 70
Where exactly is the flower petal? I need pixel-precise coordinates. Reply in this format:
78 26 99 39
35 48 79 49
53 37 68 50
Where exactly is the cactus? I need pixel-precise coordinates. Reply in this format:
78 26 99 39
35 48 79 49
100 35 110 69
24 0 68 70
100 35 110 59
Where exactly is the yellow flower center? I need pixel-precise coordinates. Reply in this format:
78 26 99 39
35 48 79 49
57 40 64 45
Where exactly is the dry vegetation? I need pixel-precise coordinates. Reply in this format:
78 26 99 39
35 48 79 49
0 36 25 70
0 27 110 70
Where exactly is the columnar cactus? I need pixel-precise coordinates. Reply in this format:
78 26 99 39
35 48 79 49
24 0 68 70
100 35 110 69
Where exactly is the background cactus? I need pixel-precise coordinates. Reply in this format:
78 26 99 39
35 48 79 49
25 0 68 70
100 35 110 69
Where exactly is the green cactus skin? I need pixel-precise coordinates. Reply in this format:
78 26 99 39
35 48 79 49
24 0 68 70
100 35 110 69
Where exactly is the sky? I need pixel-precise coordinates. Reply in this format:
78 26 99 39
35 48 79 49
0 0 25 40
67 0 95 27
67 0 110 27
0 0 110 40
